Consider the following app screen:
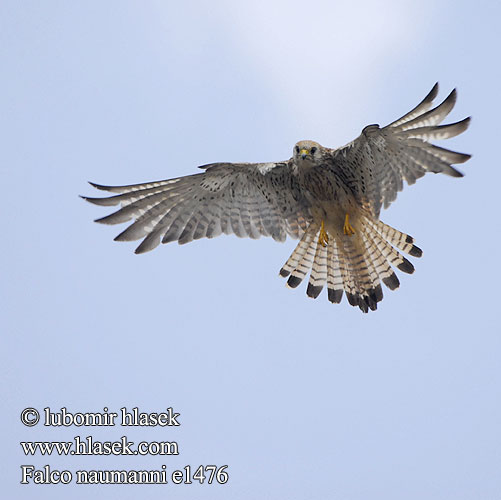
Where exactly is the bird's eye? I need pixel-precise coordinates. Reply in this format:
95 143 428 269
310 147 317 154
295 146 300 154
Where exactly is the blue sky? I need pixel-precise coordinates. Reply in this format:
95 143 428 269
2 1 500 499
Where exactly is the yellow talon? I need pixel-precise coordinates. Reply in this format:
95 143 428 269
318 220 329 247
343 213 355 236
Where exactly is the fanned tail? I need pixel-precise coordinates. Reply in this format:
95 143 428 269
279 217 422 313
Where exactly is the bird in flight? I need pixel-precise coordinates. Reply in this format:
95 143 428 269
83 83 470 312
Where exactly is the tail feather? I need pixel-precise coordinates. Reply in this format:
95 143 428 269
369 229 415 275
326 240 344 303
337 242 359 308
279 217 422 312
284 224 319 289
307 239 328 298
368 219 422 258
363 229 401 291
279 223 319 278
341 237 374 313
359 231 384 308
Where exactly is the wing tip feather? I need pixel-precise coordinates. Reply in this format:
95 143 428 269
88 181 114 191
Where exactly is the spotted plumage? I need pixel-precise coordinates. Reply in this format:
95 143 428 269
83 83 470 312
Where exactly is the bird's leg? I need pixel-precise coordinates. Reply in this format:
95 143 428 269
318 220 329 247
343 213 355 236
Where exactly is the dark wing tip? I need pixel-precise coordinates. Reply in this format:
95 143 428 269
450 167 464 178
134 236 159 254
429 82 439 100
458 116 472 129
446 87 457 101
81 194 113 206
419 82 439 107
453 116 471 132
113 231 129 242
451 151 472 164
94 214 114 224
88 181 113 191
83 195 122 207
198 162 220 170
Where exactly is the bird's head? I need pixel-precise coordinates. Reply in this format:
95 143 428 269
293 140 323 165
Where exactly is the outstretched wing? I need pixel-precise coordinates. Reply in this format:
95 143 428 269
329 83 471 217
83 161 312 253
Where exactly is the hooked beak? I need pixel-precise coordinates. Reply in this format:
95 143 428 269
300 148 309 159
